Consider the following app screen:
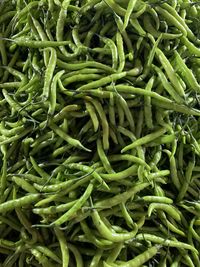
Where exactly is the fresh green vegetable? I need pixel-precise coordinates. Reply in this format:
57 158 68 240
0 0 200 266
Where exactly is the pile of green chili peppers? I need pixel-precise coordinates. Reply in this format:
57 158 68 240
1 0 200 266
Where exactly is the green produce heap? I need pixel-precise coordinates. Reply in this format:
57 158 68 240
1 0 200 266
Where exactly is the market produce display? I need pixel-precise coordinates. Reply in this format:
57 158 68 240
1 0 200 266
